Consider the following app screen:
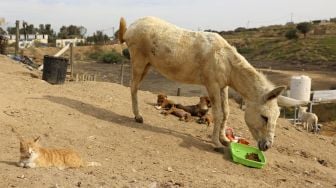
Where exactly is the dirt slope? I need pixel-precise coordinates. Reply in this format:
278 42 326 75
0 55 335 188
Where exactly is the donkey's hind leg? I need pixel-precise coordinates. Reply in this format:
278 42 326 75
130 56 151 123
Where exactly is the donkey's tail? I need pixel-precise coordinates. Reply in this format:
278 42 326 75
119 17 127 43
86 161 102 167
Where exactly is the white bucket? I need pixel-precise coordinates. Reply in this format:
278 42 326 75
290 75 311 101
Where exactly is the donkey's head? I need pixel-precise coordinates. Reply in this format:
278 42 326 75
244 86 286 151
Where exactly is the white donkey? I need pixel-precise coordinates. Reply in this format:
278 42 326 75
119 17 307 151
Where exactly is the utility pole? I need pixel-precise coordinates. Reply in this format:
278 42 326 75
15 20 19 56
246 20 250 28
290 12 294 23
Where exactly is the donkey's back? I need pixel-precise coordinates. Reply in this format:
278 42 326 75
123 17 231 84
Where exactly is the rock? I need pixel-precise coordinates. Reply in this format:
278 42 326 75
300 151 309 158
317 159 328 167
175 182 184 187
305 179 313 184
304 170 310 175
331 140 336 146
17 175 25 179
148 181 158 188
167 166 173 172
290 160 294 163
129 179 137 183
76 182 82 187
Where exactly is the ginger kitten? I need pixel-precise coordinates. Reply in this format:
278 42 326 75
18 136 100 169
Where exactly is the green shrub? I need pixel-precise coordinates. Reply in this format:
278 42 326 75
88 51 101 60
237 47 253 54
285 29 298 40
99 51 124 64
296 22 312 38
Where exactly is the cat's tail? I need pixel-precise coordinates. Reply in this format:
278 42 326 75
86 161 102 167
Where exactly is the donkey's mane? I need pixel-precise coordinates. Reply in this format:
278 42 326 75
227 46 274 100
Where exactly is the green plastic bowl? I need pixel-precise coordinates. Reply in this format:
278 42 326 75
230 142 266 168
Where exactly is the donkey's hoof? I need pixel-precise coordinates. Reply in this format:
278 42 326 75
219 138 230 147
214 147 225 153
135 116 143 123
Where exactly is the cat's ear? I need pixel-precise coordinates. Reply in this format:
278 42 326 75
34 136 41 143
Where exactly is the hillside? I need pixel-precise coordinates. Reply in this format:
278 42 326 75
221 22 336 67
0 55 336 187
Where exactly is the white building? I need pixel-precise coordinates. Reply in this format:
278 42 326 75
7 34 48 48
56 38 85 48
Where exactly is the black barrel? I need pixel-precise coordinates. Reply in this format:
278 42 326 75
42 55 68 84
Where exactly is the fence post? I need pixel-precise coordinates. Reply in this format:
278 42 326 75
69 43 74 79
120 62 124 85
294 106 297 125
15 20 19 56
177 88 181 96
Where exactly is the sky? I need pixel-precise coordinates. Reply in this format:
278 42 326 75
0 0 335 36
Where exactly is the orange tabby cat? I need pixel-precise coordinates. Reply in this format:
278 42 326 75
18 136 101 169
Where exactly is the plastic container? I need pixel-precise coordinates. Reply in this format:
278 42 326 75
42 55 68 84
230 142 266 168
290 75 311 101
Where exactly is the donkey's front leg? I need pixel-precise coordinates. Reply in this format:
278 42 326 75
219 87 231 146
206 84 225 151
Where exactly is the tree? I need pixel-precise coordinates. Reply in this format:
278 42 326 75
296 22 312 38
39 24 45 34
7 27 16 35
87 30 110 45
285 29 298 40
57 25 86 39
114 29 119 40
7 23 37 36
234 27 247 32
39 24 56 43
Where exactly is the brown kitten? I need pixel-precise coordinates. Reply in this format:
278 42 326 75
18 136 100 170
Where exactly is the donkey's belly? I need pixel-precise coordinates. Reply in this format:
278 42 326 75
152 63 203 85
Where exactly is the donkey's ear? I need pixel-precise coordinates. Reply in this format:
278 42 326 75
264 86 286 102
34 136 41 143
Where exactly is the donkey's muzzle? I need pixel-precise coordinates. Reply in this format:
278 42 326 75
258 140 272 151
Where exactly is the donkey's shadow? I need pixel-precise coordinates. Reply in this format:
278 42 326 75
43 95 231 160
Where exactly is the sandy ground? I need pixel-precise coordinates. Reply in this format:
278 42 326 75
1 55 336 188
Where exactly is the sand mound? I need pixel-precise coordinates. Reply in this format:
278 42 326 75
0 55 335 187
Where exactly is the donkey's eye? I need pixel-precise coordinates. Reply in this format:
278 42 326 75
261 115 268 123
